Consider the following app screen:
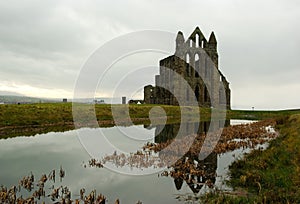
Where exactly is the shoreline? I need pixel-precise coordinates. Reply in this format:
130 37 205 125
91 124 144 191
202 114 300 203
0 103 299 138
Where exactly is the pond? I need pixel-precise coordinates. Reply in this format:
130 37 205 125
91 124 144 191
0 120 266 203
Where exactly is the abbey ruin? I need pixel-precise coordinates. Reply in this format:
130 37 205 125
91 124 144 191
144 27 231 109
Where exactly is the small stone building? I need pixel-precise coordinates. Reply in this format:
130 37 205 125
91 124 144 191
144 27 231 109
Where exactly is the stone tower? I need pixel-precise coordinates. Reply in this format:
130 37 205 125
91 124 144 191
144 27 231 109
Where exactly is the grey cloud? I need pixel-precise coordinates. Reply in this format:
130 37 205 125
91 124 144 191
0 0 299 109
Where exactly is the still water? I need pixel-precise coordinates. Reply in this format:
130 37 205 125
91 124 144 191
0 120 256 203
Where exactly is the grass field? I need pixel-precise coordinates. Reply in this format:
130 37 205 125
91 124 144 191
0 102 299 138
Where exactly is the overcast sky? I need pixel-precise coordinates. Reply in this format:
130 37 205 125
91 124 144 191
0 0 299 110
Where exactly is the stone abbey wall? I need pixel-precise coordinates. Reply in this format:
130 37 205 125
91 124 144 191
144 27 231 109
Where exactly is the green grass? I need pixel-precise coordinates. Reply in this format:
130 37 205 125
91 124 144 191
227 109 300 120
0 102 299 138
202 114 300 203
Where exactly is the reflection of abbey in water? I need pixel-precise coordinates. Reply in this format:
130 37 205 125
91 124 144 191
153 120 229 193
154 120 230 143
144 27 231 109
173 153 217 193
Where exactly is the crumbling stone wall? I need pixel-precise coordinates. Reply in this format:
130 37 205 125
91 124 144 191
144 27 231 109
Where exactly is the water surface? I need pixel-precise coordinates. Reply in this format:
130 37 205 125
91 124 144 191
0 120 256 203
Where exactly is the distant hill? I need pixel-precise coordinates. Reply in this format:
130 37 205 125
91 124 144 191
0 95 59 104
0 91 23 96
0 94 140 105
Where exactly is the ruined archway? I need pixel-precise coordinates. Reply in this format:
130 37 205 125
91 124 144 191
195 85 200 103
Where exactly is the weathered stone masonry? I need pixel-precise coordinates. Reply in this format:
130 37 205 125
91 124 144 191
144 27 231 109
